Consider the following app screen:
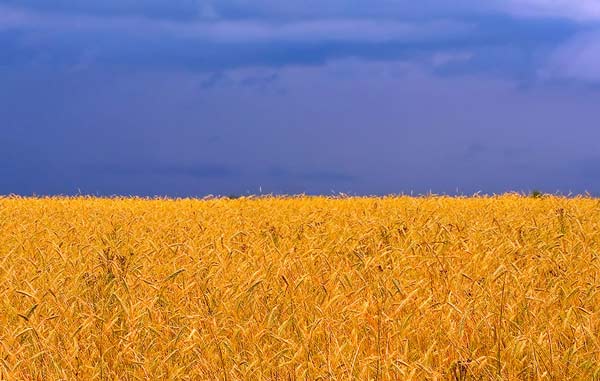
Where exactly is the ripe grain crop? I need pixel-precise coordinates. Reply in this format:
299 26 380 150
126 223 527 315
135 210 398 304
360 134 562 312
1 195 600 380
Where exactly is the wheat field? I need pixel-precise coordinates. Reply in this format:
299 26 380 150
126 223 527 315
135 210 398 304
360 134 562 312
1 195 599 380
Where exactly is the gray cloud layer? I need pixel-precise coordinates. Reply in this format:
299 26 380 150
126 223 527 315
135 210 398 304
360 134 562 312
4 0 599 21
1 1 600 196
0 3 580 82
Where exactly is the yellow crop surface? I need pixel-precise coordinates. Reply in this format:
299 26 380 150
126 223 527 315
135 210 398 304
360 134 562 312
1 195 600 380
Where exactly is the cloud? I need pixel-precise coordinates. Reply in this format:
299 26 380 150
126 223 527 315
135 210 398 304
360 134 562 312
0 2 578 83
0 0 209 21
0 1 490 22
3 57 600 196
0 5 471 44
542 31 600 82
0 5 477 73
431 51 473 67
4 0 600 24
2 1 600 197
504 0 600 21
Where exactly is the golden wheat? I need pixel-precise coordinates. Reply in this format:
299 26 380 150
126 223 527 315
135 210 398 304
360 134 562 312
1 195 599 380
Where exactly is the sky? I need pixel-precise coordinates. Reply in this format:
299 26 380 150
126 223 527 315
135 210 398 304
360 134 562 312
1 1 600 197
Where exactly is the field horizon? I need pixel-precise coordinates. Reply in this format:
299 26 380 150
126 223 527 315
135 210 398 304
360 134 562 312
1 191 596 201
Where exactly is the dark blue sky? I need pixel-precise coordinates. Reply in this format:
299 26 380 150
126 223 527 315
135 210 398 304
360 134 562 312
1 1 600 196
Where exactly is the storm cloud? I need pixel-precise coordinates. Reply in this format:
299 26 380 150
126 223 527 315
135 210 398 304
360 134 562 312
1 1 599 196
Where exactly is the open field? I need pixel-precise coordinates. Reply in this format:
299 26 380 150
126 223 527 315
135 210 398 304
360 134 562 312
1 195 600 380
